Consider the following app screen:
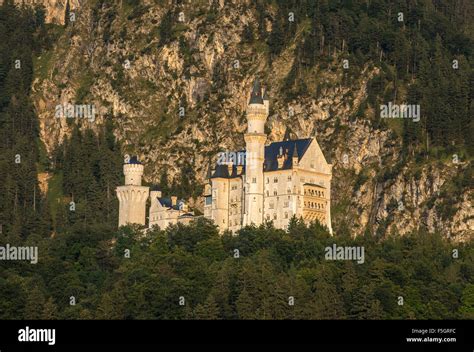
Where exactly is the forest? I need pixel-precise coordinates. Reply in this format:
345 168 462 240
0 0 472 319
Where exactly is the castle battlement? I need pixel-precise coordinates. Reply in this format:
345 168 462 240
124 163 144 186
246 104 267 117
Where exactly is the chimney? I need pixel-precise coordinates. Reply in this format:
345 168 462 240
171 196 177 206
227 161 233 176
292 146 299 167
277 147 285 168
204 183 211 196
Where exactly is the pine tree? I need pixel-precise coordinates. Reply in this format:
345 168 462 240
41 297 59 319
194 295 220 320
236 287 255 319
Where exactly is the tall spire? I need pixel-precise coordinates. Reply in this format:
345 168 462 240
292 145 299 159
249 78 264 104
283 127 291 141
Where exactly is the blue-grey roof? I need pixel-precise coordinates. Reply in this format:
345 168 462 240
263 138 312 172
210 138 313 178
128 156 141 164
211 162 244 179
157 197 186 210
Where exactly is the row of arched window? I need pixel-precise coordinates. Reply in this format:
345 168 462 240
304 189 325 197
266 212 291 221
304 201 325 210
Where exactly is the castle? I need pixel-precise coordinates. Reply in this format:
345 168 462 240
116 80 333 234
115 157 195 229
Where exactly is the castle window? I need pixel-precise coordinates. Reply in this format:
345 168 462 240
285 212 289 219
266 214 270 220
287 188 291 194
269 202 274 209
273 213 277 220
273 190 277 196
266 178 269 184
288 175 292 181
252 177 256 183
266 191 269 196
284 201 289 208
273 177 278 183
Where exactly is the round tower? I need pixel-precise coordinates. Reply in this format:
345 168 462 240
244 79 268 226
116 156 149 227
124 163 144 186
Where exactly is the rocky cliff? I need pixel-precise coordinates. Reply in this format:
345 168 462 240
25 0 473 240
0 0 80 24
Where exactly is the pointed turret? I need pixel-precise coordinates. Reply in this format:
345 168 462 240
249 79 264 105
262 87 269 115
283 127 291 141
292 145 299 166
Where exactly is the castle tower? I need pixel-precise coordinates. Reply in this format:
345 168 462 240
116 156 149 227
244 79 268 226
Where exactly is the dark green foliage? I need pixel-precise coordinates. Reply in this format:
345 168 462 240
262 0 473 156
55 120 123 229
2 218 472 320
242 23 254 44
158 10 174 46
0 1 47 240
